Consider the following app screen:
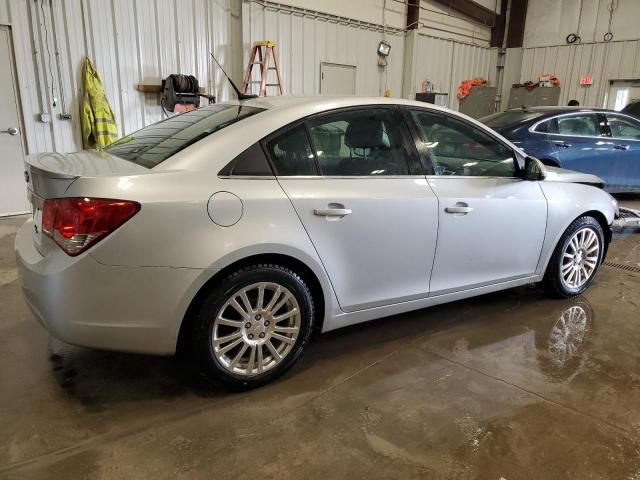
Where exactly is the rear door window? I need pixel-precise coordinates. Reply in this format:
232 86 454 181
553 113 601 137
104 104 265 168
306 108 414 176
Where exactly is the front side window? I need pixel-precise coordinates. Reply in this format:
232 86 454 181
553 113 600 137
105 104 265 168
306 109 412 176
410 110 517 177
264 126 318 176
606 115 640 140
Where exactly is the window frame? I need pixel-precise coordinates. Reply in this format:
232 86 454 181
529 112 609 139
260 105 425 178
604 112 640 141
402 106 522 179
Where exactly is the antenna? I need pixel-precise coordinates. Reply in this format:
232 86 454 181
209 52 258 101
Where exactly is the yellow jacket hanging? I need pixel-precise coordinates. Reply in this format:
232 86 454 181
81 57 118 149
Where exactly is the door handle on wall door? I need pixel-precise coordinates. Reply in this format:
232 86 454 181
1 127 19 136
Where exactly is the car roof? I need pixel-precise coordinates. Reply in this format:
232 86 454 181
507 106 610 114
160 95 526 172
226 95 453 113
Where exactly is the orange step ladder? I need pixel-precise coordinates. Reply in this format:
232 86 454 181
242 41 284 96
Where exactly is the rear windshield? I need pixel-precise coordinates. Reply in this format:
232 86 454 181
480 111 543 129
104 104 265 168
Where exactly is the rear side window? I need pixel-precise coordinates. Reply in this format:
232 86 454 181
105 105 265 168
534 119 551 133
306 109 412 176
218 143 273 176
264 126 318 176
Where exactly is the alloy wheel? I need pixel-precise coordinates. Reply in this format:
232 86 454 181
560 227 600 289
212 282 301 376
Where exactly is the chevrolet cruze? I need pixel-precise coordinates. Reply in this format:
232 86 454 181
16 97 617 388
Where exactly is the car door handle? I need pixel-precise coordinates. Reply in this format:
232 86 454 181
554 142 571 148
614 144 629 150
1 127 19 136
314 208 352 217
445 205 474 214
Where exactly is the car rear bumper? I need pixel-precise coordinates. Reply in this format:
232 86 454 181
15 219 209 355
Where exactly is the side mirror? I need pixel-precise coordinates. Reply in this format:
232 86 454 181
522 156 547 181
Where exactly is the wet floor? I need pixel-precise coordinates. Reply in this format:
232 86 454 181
1 206 639 480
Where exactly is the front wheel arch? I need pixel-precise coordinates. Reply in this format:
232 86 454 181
543 215 606 298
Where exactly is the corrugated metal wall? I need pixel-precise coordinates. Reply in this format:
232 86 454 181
413 34 495 111
0 0 235 154
520 41 640 107
1 0 499 154
243 1 405 98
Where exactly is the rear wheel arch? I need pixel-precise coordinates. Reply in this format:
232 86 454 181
177 253 326 355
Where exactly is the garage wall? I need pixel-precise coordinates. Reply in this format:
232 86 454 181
418 0 493 46
261 0 407 29
244 1 405 97
0 0 236 154
413 34 495 110
1 0 499 154
524 0 638 48
520 40 640 108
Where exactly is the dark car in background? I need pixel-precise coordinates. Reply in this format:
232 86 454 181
622 100 640 118
481 107 640 193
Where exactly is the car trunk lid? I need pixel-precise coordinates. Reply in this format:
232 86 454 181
24 150 148 253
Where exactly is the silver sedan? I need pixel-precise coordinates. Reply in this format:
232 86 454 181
15 97 618 389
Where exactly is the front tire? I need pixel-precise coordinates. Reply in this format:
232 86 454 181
544 216 605 298
192 264 314 390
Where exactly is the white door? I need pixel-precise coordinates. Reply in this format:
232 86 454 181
320 62 356 95
606 80 640 110
406 108 547 295
265 107 438 313
0 26 27 216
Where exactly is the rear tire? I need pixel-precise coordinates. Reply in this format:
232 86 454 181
543 216 605 298
191 264 314 390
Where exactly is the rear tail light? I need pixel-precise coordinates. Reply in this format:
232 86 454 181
42 197 140 256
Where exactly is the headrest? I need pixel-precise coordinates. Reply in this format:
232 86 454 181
345 117 385 149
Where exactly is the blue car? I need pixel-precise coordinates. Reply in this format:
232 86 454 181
481 107 640 193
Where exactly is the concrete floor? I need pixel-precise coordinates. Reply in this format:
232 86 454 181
1 201 639 480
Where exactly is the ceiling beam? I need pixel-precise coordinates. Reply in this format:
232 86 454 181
490 0 508 47
430 0 497 26
506 0 528 48
406 0 420 30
